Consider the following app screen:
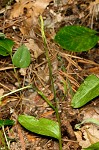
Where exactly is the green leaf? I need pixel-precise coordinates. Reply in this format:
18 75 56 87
18 115 60 139
0 119 14 127
0 38 14 56
12 45 31 68
0 32 5 38
54 25 99 52
0 46 9 56
75 118 99 129
83 142 99 150
71 75 99 108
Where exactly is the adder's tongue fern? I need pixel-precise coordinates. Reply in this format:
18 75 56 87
40 15 62 150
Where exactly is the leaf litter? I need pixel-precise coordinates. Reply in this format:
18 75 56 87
0 0 99 149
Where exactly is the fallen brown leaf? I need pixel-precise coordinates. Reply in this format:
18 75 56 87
10 0 52 35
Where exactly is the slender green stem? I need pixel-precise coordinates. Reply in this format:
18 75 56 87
2 126 10 150
37 90 56 111
0 85 31 101
40 15 62 150
10 53 21 86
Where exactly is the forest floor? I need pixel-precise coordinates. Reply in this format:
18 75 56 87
0 0 99 150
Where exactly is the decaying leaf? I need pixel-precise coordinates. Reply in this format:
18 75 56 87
75 106 99 148
19 68 27 76
0 89 4 97
89 0 99 17
10 0 52 18
25 39 43 58
75 125 99 148
10 0 52 35
88 0 99 28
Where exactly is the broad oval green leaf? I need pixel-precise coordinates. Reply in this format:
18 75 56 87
54 25 99 52
18 115 60 139
0 119 14 127
71 75 99 108
0 38 14 56
12 45 31 68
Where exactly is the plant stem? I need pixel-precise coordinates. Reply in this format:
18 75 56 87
10 53 21 87
37 90 56 111
40 15 62 150
0 85 31 101
2 126 10 150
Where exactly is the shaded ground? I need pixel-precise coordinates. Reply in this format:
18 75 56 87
0 0 99 150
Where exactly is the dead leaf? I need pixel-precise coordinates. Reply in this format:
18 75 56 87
85 127 99 144
25 39 43 58
75 106 99 149
75 129 91 149
89 0 99 17
10 0 52 35
19 68 27 76
0 89 4 97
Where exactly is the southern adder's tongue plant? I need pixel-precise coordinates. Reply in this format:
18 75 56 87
0 33 31 68
17 25 99 150
0 24 99 150
0 18 62 150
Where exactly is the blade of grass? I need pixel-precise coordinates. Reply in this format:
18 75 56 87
0 85 32 102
